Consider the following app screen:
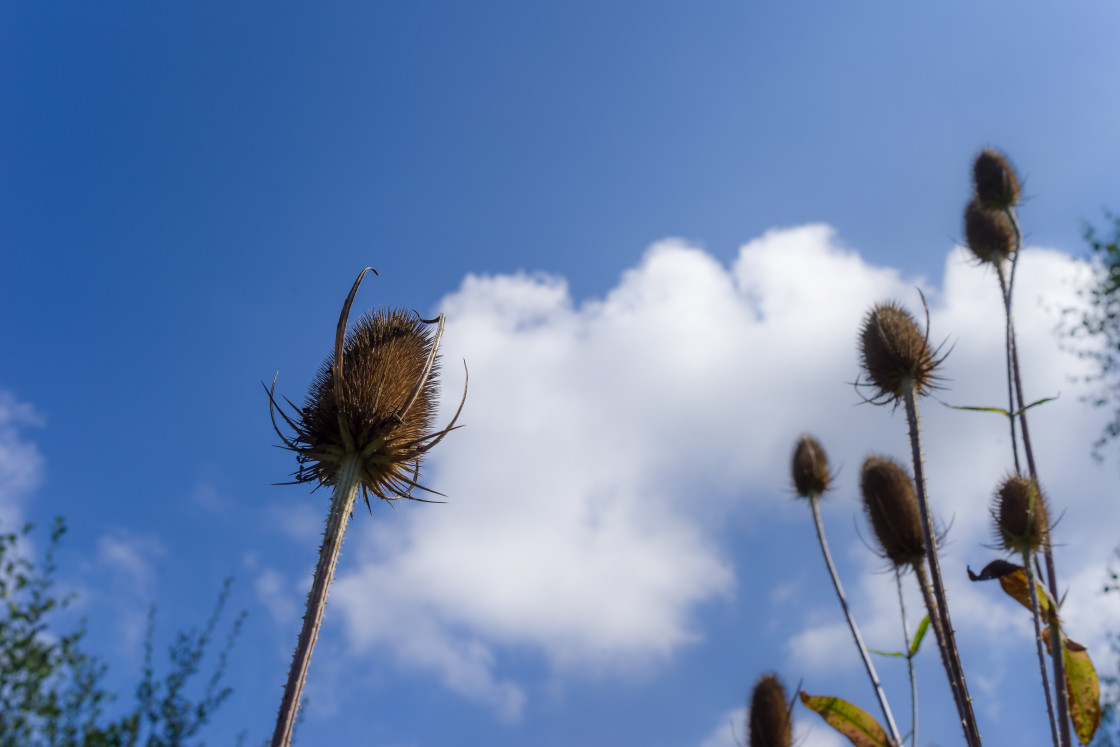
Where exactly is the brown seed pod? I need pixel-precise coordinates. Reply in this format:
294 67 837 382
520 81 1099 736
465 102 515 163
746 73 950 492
267 269 466 510
791 435 831 498
858 301 939 402
747 672 792 747
993 475 1050 555
972 148 1021 210
861 456 925 569
964 195 1015 266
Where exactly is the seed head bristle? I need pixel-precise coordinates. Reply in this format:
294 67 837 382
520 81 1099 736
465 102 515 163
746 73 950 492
297 309 439 501
791 435 831 498
993 475 1050 555
964 195 1015 266
972 148 1021 210
858 301 940 403
747 673 792 747
267 269 467 509
860 456 925 569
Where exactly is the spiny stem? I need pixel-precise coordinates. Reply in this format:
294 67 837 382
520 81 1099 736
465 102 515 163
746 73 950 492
894 569 918 747
912 562 973 745
808 494 902 745
997 214 1072 747
272 451 363 747
902 388 982 747
1024 549 1061 747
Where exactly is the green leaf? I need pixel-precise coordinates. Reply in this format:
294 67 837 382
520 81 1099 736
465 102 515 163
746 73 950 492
909 615 930 658
867 648 906 658
942 396 1056 418
800 692 890 747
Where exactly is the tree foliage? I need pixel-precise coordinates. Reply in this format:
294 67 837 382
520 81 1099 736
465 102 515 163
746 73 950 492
1062 211 1120 459
0 519 245 747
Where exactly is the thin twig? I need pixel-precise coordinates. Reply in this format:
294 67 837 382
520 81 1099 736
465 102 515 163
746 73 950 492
1023 549 1061 747
809 494 902 745
894 569 918 747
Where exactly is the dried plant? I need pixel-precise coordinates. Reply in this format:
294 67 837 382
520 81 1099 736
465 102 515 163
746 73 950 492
755 148 1102 747
265 268 466 747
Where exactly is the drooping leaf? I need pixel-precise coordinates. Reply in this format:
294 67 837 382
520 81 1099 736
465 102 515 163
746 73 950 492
800 692 890 747
1063 637 1101 744
1039 630 1102 745
867 648 906 658
967 560 1053 619
909 615 930 658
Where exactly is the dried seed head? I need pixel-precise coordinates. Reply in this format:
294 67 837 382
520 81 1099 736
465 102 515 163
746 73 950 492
858 301 938 402
267 269 466 509
747 673 792 747
861 456 925 569
993 475 1050 555
964 195 1015 266
298 309 438 500
972 148 1021 210
791 435 831 498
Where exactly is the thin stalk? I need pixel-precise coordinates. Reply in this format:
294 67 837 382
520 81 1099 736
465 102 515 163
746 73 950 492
1023 549 1061 747
808 494 902 745
895 570 918 747
272 452 364 747
912 562 973 745
902 388 983 747
997 214 1072 747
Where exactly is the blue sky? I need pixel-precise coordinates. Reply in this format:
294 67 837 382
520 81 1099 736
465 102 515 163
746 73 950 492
3 3 1120 746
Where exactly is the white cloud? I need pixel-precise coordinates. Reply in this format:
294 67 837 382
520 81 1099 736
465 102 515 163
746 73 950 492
0 389 45 530
321 225 1117 723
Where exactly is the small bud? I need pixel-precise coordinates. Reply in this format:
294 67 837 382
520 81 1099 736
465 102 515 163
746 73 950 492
859 301 938 402
791 435 830 498
994 475 1050 555
972 148 1021 210
964 196 1015 266
861 456 925 569
747 673 792 747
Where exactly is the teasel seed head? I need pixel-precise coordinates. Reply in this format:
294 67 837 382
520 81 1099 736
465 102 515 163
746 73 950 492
993 475 1050 556
267 268 467 510
747 672 792 747
972 148 1021 210
791 435 831 498
964 195 1015 266
861 456 926 569
858 301 940 403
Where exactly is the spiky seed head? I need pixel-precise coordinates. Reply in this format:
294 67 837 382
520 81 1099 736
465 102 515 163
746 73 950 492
964 195 1015 266
859 301 938 402
994 475 1050 555
861 456 925 569
972 148 1021 210
747 673 792 747
267 304 447 509
791 435 830 498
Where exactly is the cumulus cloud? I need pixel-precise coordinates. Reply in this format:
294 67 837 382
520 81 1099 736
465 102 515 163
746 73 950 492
321 224 1115 722
0 389 45 530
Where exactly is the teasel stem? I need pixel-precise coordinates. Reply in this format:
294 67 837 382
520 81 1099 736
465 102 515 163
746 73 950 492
1023 548 1061 747
997 211 1072 747
808 493 902 745
902 388 983 747
894 569 918 747
272 451 363 747
911 561 976 746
